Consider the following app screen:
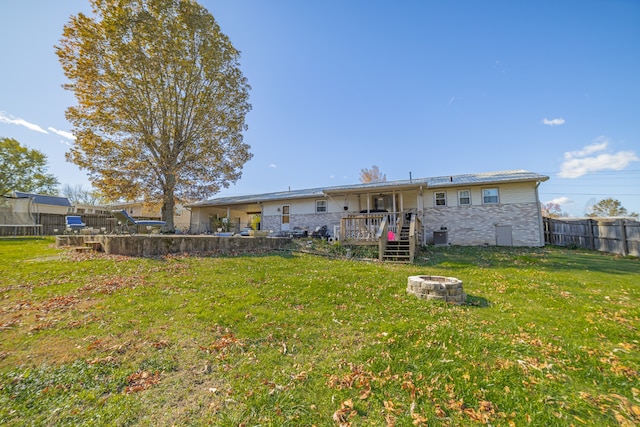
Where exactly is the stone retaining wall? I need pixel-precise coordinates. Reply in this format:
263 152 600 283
56 235 292 257
407 275 466 304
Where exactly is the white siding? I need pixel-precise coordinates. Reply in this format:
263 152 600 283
424 182 538 208
496 182 538 204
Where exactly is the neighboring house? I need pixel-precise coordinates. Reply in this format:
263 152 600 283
107 200 162 219
106 200 191 230
12 191 72 215
188 169 549 247
70 203 110 215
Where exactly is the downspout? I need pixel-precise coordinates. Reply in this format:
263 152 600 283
535 181 544 247
419 185 426 245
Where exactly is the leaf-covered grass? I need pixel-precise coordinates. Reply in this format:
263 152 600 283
0 238 638 426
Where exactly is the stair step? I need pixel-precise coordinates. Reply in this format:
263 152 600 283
382 231 413 263
84 241 102 251
382 258 411 263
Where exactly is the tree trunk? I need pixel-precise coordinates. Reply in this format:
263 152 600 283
162 197 175 232
162 174 176 232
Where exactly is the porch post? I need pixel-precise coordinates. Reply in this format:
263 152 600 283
259 202 264 231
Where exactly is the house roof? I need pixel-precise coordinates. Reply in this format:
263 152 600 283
189 170 549 208
13 191 72 207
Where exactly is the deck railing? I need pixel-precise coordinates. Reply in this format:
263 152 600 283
340 212 399 244
408 213 423 261
340 211 423 261
377 217 389 260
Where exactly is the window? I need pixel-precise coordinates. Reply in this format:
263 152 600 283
315 200 327 213
458 190 471 205
374 195 393 211
281 205 290 225
482 188 499 204
434 192 446 206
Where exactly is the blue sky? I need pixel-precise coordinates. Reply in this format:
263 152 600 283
1 0 639 216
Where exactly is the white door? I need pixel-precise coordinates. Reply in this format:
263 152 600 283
281 205 290 231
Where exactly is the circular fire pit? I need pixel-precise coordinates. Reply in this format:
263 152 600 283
407 275 466 304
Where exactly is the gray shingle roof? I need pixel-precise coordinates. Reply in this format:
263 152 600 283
189 169 548 207
13 192 72 207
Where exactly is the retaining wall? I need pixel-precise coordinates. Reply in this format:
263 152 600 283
56 235 292 257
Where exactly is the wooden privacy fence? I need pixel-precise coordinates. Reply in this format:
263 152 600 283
543 217 639 257
0 213 117 237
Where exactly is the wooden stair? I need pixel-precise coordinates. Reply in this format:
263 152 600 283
382 224 412 263
74 240 102 253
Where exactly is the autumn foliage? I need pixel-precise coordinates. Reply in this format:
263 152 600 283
56 0 252 230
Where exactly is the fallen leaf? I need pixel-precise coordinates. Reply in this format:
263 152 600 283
124 370 160 394
332 399 356 426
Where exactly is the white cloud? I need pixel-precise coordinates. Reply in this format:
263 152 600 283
543 117 566 126
268 163 277 169
47 127 76 140
0 111 48 134
559 137 639 178
546 196 573 207
564 139 608 158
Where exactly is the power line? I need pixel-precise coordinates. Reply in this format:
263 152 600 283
541 192 640 196
536 169 640 177
543 184 639 188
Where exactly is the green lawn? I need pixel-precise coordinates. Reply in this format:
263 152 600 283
0 238 638 426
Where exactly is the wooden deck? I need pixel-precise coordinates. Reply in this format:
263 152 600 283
339 212 423 263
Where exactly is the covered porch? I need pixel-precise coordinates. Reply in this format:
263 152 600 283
325 185 425 263
189 201 263 234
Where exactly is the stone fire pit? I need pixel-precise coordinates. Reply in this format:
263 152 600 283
407 275 466 304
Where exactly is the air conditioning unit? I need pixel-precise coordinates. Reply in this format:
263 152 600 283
433 230 448 245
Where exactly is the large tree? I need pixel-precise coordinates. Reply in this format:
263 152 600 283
56 0 252 231
541 202 568 218
586 197 638 218
0 137 59 196
360 165 387 183
60 184 103 205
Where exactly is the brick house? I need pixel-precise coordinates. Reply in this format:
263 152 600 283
188 170 549 249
